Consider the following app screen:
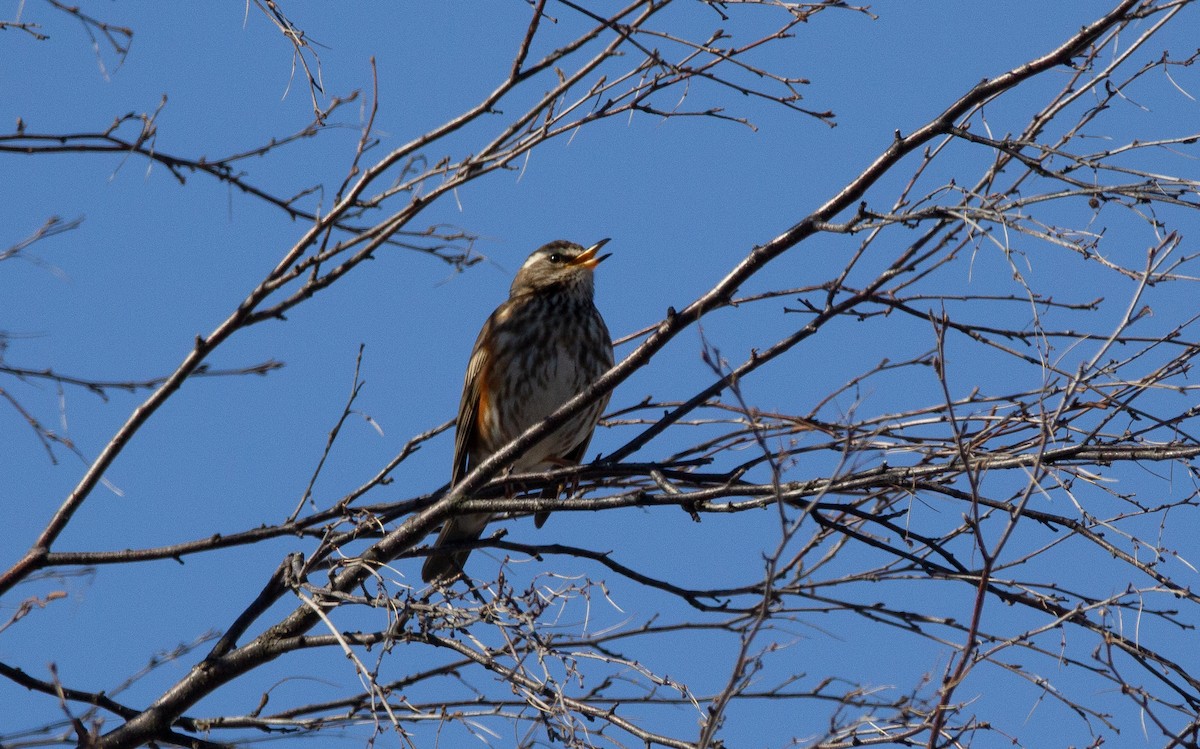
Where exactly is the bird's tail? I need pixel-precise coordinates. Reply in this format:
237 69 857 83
421 512 491 584
533 483 561 529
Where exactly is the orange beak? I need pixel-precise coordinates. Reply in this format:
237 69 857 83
571 238 612 269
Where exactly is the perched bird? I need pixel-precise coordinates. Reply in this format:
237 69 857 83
422 239 615 584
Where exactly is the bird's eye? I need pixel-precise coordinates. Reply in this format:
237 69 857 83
547 252 565 264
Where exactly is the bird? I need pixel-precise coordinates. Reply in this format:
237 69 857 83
421 239 615 585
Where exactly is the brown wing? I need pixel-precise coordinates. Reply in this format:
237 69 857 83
423 311 500 584
450 314 495 487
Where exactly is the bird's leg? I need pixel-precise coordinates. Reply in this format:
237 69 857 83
501 465 520 499
533 456 581 529
545 456 581 496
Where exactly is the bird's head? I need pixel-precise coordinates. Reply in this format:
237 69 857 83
510 239 611 296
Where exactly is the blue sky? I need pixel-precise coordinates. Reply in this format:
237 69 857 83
3 2 1200 747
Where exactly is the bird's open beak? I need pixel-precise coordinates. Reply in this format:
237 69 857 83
572 238 612 269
